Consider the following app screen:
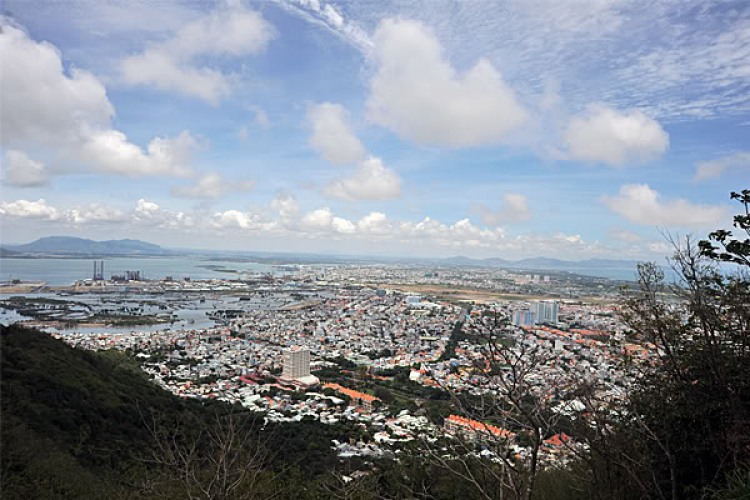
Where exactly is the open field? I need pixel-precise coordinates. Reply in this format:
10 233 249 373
374 283 618 305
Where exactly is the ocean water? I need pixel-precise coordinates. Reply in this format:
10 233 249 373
0 257 273 286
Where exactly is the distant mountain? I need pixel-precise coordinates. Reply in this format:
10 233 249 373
4 236 174 256
0 247 22 257
443 255 640 270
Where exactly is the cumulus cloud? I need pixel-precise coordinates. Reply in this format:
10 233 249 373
357 212 389 233
0 197 184 229
602 184 726 228
367 19 527 148
270 191 300 220
307 102 366 166
66 204 128 224
324 156 401 201
474 193 531 226
0 23 196 178
2 150 49 187
79 129 196 177
694 152 750 182
0 199 60 220
171 171 255 199
210 210 277 231
564 105 669 166
133 199 194 229
301 207 333 228
0 195 614 257
120 4 274 103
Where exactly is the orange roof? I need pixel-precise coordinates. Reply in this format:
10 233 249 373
446 415 514 438
544 433 571 447
323 383 380 403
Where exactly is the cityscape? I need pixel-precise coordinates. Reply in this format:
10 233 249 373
2 254 659 473
1 0 748 499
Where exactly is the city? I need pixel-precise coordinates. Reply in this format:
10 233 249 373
1 0 748 499
1 260 649 469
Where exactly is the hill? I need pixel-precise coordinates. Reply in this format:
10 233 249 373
4 236 174 256
0 325 386 499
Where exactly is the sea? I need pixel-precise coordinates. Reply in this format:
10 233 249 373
0 257 274 286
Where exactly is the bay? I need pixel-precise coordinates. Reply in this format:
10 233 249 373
0 257 273 286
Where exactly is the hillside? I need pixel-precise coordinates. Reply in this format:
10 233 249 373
0 326 391 499
0 324 194 498
4 236 174 256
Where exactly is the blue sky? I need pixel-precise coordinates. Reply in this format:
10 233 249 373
1 0 748 259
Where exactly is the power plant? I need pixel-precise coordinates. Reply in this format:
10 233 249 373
92 261 105 281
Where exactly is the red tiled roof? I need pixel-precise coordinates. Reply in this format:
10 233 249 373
446 415 514 438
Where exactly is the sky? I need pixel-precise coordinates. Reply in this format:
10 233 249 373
1 0 748 260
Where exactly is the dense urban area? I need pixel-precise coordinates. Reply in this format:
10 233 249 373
1 262 648 466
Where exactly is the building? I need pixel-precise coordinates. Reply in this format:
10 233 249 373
282 347 310 380
513 310 537 327
444 415 514 441
532 300 559 325
323 383 380 410
406 295 422 305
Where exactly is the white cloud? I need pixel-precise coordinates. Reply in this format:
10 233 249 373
331 216 356 234
136 199 160 214
132 199 194 229
271 0 371 50
0 195 627 258
301 207 333 228
120 4 274 103
367 19 527 148
270 192 300 220
0 23 196 178
357 212 389 233
474 193 531 226
0 24 112 147
171 171 254 199
603 184 726 228
80 129 196 177
0 199 59 220
694 152 750 182
66 204 128 224
307 102 366 166
564 105 669 166
2 150 49 187
324 156 401 201
210 210 276 231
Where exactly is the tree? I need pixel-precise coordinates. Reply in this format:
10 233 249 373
427 313 569 500
577 189 750 500
134 408 287 500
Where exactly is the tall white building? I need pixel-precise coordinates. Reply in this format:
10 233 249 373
532 300 559 325
282 347 310 380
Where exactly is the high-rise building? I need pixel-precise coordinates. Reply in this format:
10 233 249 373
282 347 310 380
532 300 559 325
513 310 537 327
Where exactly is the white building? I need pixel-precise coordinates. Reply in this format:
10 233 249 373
531 300 559 325
282 347 310 380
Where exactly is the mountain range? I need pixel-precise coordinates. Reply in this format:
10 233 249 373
3 236 174 256
2 236 642 271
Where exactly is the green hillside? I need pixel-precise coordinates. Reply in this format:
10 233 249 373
0 325 367 499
